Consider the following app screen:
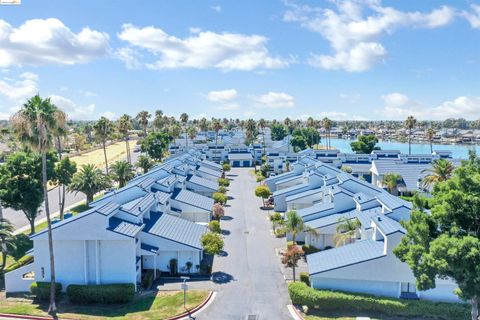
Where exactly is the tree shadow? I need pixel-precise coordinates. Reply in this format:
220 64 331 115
227 174 238 177
260 206 273 211
221 215 233 221
217 250 228 257
210 271 234 284
227 196 235 200
221 229 231 236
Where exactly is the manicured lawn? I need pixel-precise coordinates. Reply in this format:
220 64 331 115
0 290 209 320
69 140 138 169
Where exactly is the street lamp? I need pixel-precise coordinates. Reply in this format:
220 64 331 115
181 276 190 310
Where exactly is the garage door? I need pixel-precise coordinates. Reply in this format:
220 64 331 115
233 161 240 167
243 161 250 167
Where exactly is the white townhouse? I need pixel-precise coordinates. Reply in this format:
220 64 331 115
5 152 222 293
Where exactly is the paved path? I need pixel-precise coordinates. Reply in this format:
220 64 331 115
198 168 291 320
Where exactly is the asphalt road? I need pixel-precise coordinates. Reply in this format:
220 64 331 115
2 150 141 230
198 168 292 320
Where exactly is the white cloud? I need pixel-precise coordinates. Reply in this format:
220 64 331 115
99 111 118 120
318 111 366 120
378 93 480 120
49 95 96 120
462 4 480 29
207 89 238 102
0 72 38 101
0 18 109 67
117 24 290 71
252 91 295 109
284 1 455 72
217 103 239 111
211 6 222 13
244 110 255 117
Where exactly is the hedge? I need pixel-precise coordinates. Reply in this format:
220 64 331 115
141 270 154 290
299 272 310 286
5 255 33 273
67 283 135 304
288 282 469 320
30 281 62 300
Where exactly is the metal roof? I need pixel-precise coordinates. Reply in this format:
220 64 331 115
308 240 385 275
201 159 222 170
97 202 120 216
264 170 296 183
156 191 171 204
373 215 406 235
228 153 253 160
197 165 222 178
305 208 357 229
121 193 156 216
376 192 412 210
356 207 383 229
144 212 207 249
297 202 335 219
108 217 143 237
188 174 219 191
273 182 310 196
285 188 323 202
172 188 214 211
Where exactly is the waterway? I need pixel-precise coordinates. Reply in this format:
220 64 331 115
326 138 478 159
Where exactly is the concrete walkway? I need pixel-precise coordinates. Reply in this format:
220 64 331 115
197 168 291 320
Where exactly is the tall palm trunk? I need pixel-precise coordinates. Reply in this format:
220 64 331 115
430 140 433 154
125 138 130 164
185 127 188 147
42 152 57 314
471 296 478 320
56 136 65 220
102 140 109 174
408 128 412 155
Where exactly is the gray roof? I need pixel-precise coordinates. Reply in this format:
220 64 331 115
308 240 385 275
344 162 372 174
228 153 253 160
172 188 214 211
108 217 143 237
157 175 177 187
285 188 323 202
201 159 222 170
305 208 357 229
373 215 406 235
297 202 335 219
156 191 171 204
353 192 375 204
273 182 310 196
376 192 412 210
97 202 120 216
197 165 222 178
145 213 207 249
120 193 156 216
188 174 219 191
264 170 296 183
356 207 383 229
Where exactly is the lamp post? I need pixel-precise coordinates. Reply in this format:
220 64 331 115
181 276 190 310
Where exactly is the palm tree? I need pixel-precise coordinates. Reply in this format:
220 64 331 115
405 116 417 155
136 155 153 174
284 117 292 152
258 118 266 157
94 117 113 174
333 218 360 247
212 119 223 153
83 123 93 143
153 110 164 132
180 113 189 146
382 173 402 195
426 127 435 154
322 117 332 150
421 159 455 189
69 164 112 205
169 124 182 149
199 118 208 132
307 117 315 148
188 126 197 144
118 114 133 164
0 218 15 272
284 210 317 244
110 160 135 188
136 110 151 137
11 95 64 314
245 119 256 145
52 111 68 220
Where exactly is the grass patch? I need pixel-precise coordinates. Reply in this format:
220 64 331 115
0 290 209 320
69 140 138 169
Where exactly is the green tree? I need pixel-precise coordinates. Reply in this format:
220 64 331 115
290 134 307 152
255 185 271 208
322 117 333 150
382 173 402 195
212 192 227 205
426 127 436 153
222 163 231 173
269 212 284 233
350 135 380 154
110 160 135 188
11 95 65 314
258 118 267 157
153 110 164 131
405 115 417 155
270 123 287 141
212 119 223 151
94 116 114 174
421 158 455 189
282 245 303 282
0 218 16 272
53 157 77 220
333 217 360 247
285 210 306 244
394 155 480 320
69 164 112 205
141 132 170 161
180 113 189 146
201 232 224 255
136 110 151 137
118 114 133 164
208 220 221 233
135 155 153 174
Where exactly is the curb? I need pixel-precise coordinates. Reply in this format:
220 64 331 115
287 304 305 320
164 291 216 320
0 313 54 320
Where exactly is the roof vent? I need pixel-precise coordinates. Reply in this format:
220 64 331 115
377 216 382 222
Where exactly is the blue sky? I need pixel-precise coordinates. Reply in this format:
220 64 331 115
0 0 479 121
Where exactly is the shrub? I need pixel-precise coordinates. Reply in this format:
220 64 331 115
256 174 265 182
288 282 469 320
169 258 178 276
141 270 154 290
212 203 225 220
212 192 228 205
209 220 221 233
275 227 286 237
222 163 231 172
199 258 212 275
201 232 224 255
30 281 62 301
299 272 310 286
67 283 135 304
217 186 227 194
5 254 33 273
302 245 321 255
218 178 230 187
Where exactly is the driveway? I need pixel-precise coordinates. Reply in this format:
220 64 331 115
198 168 291 320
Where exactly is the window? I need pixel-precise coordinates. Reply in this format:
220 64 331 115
401 282 416 293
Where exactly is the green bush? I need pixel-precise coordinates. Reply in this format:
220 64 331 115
30 281 62 301
288 282 469 320
218 178 230 187
208 220 221 233
275 227 286 237
217 186 227 194
67 283 135 304
212 192 228 205
5 254 33 273
302 245 321 255
141 270 154 290
299 272 310 286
